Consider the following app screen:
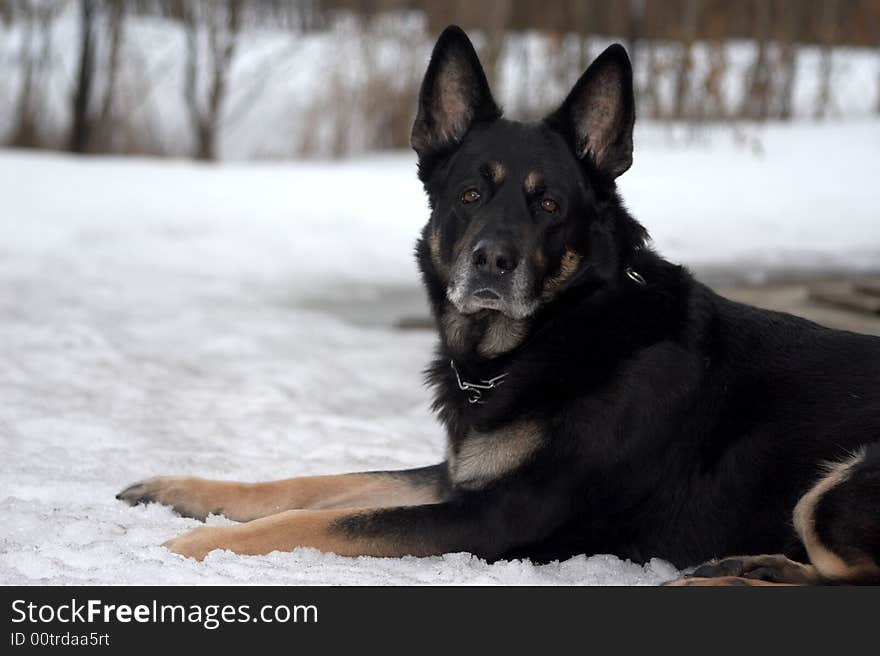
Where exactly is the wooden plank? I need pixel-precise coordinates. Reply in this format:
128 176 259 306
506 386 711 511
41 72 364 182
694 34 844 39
853 277 880 298
809 282 880 315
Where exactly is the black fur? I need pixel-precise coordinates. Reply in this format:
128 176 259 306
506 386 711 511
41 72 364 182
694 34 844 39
344 27 880 574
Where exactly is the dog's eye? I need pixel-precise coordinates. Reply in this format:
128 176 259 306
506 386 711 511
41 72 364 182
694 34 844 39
541 198 559 213
461 189 481 204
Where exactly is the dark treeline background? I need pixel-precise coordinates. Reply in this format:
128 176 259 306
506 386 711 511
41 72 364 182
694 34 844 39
341 0 880 45
2 0 879 160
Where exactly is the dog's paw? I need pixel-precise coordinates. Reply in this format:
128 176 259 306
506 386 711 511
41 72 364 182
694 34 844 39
663 554 819 586
689 556 751 579
688 554 817 584
162 527 227 561
116 476 211 521
662 576 774 586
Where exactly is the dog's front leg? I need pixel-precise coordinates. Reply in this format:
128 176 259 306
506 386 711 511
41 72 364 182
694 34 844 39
163 500 512 561
117 464 448 521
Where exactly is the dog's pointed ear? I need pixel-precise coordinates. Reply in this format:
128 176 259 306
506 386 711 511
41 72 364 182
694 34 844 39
546 44 635 179
411 26 501 158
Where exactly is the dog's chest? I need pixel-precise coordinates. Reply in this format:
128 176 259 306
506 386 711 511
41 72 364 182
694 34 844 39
447 420 543 490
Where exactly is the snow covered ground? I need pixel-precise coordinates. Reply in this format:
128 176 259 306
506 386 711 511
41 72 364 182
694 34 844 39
1 120 878 585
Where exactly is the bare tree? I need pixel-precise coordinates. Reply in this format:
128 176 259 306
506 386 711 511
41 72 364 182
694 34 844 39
93 0 125 151
874 4 880 115
11 0 38 147
672 0 702 120
698 39 728 122
777 0 803 121
0 0 12 24
482 0 511 93
69 0 96 153
182 0 242 161
11 0 61 148
740 0 772 121
814 0 841 120
626 0 645 67
569 0 594 74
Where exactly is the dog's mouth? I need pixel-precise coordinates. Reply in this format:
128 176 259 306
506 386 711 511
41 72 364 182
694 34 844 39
470 288 504 309
457 287 505 313
446 261 540 320
451 285 538 320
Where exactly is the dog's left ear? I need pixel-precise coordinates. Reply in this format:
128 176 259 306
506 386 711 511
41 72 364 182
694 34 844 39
546 44 635 179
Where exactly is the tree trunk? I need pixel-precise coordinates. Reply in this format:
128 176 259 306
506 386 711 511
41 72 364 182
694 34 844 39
673 0 702 120
184 0 241 161
814 0 840 120
97 0 125 149
183 4 201 156
69 0 96 153
641 40 661 119
777 0 802 121
11 4 36 147
740 0 772 121
483 0 511 95
700 40 727 122
568 0 593 72
627 0 645 68
877 45 880 115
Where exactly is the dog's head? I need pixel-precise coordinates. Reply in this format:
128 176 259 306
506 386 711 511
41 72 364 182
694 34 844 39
414 26 647 358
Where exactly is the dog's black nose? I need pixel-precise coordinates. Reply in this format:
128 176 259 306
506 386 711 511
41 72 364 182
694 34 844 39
472 240 519 275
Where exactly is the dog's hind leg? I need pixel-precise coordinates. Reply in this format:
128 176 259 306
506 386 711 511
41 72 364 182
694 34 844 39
792 445 880 584
116 464 449 522
668 444 880 586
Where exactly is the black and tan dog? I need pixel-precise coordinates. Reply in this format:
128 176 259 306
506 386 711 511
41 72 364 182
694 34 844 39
118 27 880 585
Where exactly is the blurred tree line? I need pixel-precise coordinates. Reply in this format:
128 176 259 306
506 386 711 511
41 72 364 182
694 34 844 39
2 0 879 159
340 0 880 121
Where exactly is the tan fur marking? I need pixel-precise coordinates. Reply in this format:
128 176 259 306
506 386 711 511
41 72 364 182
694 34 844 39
121 472 442 523
441 305 470 355
428 229 447 276
488 161 505 184
523 170 541 194
289 474 441 511
533 248 546 269
793 450 880 582
449 420 543 490
478 314 528 358
162 506 432 561
542 250 582 300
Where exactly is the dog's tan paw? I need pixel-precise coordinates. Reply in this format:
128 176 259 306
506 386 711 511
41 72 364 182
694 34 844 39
162 527 226 561
663 576 792 586
116 476 211 520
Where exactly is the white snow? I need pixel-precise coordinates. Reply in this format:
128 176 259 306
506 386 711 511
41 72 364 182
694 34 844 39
622 121 880 275
1 120 878 585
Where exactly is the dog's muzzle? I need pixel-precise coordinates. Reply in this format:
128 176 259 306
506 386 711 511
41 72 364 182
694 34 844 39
447 240 538 319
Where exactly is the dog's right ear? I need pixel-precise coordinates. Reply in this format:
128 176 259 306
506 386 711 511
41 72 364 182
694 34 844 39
546 44 635 179
411 26 501 158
